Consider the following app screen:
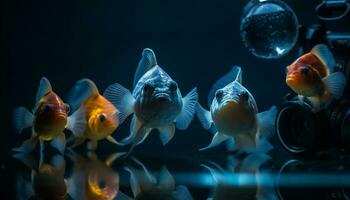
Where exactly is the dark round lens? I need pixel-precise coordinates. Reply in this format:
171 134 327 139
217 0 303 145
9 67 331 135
169 81 177 92
276 101 318 154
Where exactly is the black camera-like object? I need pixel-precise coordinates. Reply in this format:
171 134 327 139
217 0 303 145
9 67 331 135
276 41 350 155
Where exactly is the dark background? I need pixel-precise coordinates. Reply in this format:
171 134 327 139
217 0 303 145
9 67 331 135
1 0 320 154
1 0 349 198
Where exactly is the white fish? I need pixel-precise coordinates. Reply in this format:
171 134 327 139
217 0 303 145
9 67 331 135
104 48 198 155
196 66 277 153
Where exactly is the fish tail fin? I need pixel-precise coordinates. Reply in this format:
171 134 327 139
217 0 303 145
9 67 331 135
311 44 335 72
195 102 213 130
66 106 86 138
199 132 229 151
175 87 198 130
12 135 38 153
12 107 34 134
103 83 135 125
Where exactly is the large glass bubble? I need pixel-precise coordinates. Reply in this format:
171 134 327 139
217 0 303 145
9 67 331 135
240 0 299 59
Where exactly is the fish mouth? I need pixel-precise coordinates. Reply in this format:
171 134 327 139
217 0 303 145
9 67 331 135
153 92 171 101
221 99 239 107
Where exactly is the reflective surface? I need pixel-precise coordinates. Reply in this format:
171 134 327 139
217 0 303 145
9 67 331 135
4 148 350 200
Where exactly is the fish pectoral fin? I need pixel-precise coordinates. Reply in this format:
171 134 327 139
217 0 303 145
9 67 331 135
207 66 242 106
196 102 213 130
257 106 277 139
66 106 86 137
50 132 66 154
34 77 52 109
68 136 85 149
126 125 151 156
158 166 175 191
105 152 126 166
158 124 175 146
103 83 135 125
199 132 229 151
12 136 38 153
12 153 37 169
123 166 142 198
12 107 34 134
175 88 198 130
323 72 346 100
115 192 133 200
50 154 66 175
133 48 158 87
311 44 335 72
173 185 194 200
106 135 128 147
66 79 99 111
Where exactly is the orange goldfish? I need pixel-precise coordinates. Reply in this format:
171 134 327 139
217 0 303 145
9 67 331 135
67 152 122 200
14 153 68 200
67 79 122 150
13 77 71 154
286 44 346 110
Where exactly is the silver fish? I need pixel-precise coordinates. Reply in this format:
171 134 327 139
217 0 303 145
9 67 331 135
196 66 276 152
104 48 198 155
121 157 193 200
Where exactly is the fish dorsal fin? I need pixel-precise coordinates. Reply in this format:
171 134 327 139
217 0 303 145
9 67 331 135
207 66 242 106
34 77 52 108
133 48 157 87
67 79 99 111
311 44 335 73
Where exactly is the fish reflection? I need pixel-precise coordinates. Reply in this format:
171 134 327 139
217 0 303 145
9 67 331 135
122 158 193 200
67 151 124 200
14 153 68 200
202 153 277 200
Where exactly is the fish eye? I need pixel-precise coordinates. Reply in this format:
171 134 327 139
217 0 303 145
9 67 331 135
143 83 154 93
169 81 177 92
99 114 106 123
240 91 249 101
65 104 70 113
43 104 51 111
215 90 224 100
99 180 106 189
300 67 309 76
